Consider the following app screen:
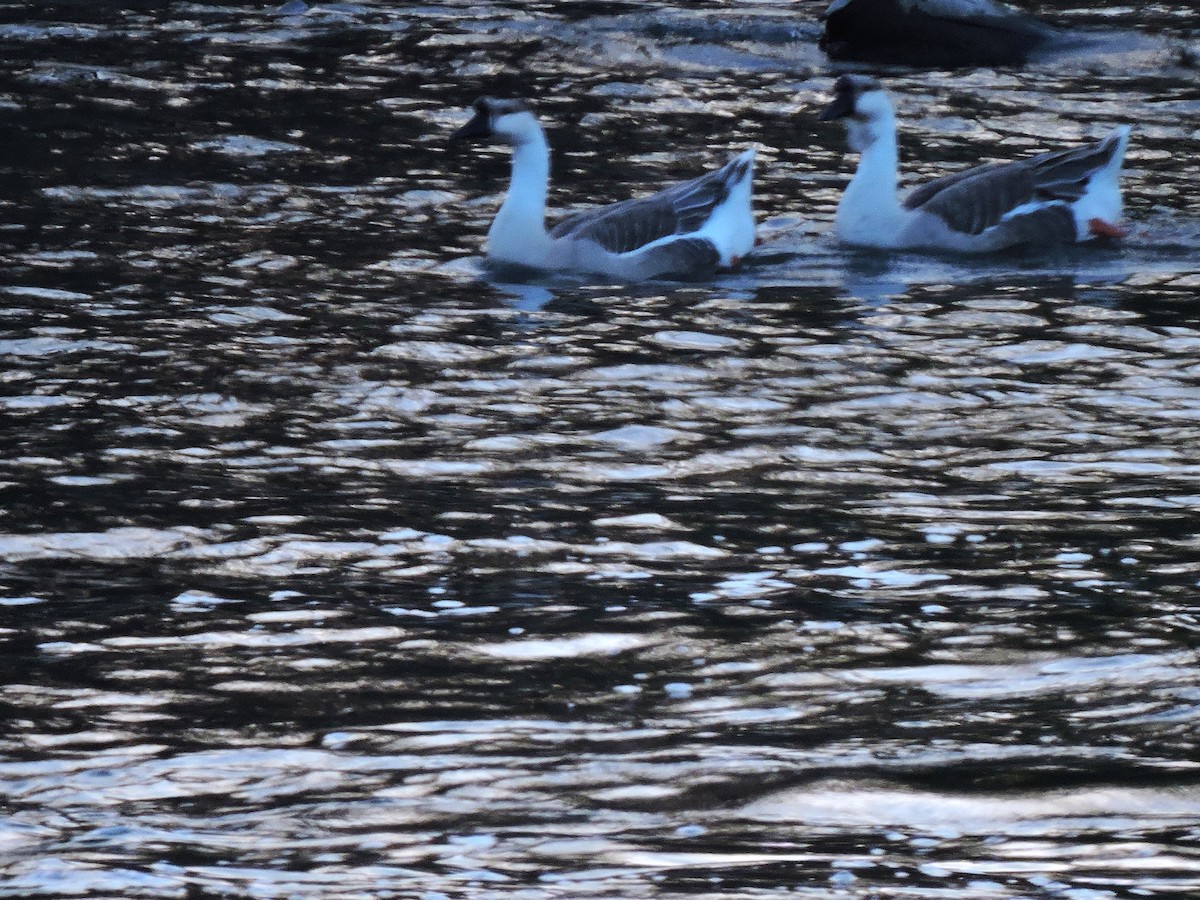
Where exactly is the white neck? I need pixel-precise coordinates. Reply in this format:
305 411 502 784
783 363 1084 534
487 130 555 266
835 107 909 247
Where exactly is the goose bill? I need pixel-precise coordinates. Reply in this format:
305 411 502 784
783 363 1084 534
452 110 490 140
820 91 856 121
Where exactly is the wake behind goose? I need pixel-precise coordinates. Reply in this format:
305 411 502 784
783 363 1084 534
820 75 1130 254
452 98 756 281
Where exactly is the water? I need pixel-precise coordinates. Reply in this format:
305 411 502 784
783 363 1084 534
2 2 1200 898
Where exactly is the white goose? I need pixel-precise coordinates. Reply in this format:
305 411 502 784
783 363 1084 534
452 97 756 280
821 75 1130 253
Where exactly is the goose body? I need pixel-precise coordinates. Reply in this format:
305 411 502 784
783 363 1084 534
452 98 756 281
821 0 1058 67
821 75 1129 253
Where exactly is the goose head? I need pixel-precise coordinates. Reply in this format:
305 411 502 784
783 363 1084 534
820 75 894 153
452 97 542 147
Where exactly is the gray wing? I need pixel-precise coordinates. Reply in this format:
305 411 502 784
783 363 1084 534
549 154 751 254
629 237 722 280
904 132 1124 237
1025 129 1127 197
974 203 1078 249
905 162 1039 236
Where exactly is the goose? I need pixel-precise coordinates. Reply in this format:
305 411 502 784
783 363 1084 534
820 75 1130 253
820 0 1059 68
451 97 756 281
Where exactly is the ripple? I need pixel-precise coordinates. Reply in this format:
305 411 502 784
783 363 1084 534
475 633 650 660
0 527 209 562
742 779 1200 833
3 3 1200 900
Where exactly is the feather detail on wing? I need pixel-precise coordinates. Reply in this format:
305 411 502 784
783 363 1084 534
906 163 1038 235
904 131 1126 238
632 237 722 280
983 203 1078 248
549 154 751 255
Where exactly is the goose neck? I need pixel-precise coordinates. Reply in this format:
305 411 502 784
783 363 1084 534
845 114 901 212
499 131 551 231
485 128 556 266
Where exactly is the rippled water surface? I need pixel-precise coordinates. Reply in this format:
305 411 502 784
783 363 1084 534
2 2 1200 898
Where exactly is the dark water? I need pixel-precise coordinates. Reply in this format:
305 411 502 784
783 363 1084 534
2 2 1200 898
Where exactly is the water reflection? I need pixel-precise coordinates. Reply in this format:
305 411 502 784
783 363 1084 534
2 1 1200 899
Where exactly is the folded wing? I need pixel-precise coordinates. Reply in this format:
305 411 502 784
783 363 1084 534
904 130 1125 238
549 154 751 255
